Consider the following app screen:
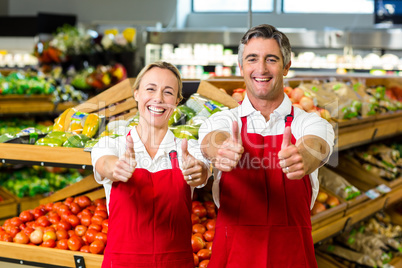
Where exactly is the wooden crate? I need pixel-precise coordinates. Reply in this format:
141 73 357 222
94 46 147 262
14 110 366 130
0 187 18 221
0 174 105 268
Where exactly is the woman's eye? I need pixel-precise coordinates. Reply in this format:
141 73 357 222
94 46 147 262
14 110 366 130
165 91 173 95
146 87 155 91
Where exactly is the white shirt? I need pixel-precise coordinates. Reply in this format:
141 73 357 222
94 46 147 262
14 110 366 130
91 126 209 209
198 93 335 209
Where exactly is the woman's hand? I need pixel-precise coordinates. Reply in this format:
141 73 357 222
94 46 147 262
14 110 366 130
181 139 209 187
111 135 137 182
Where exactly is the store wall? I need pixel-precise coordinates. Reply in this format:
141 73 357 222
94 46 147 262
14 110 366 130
6 0 177 28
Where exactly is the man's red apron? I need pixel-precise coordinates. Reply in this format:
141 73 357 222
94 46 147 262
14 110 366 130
209 107 317 268
102 134 194 268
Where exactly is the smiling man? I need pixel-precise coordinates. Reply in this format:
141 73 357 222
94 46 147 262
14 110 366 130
198 24 335 268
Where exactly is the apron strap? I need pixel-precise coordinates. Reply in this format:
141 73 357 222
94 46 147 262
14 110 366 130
284 106 294 127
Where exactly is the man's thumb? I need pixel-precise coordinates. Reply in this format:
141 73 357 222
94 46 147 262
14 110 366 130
126 134 135 158
281 126 292 150
181 138 189 159
232 121 241 144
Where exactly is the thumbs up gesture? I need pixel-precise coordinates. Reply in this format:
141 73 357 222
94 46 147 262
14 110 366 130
112 134 137 182
181 139 208 187
278 126 305 180
215 121 244 172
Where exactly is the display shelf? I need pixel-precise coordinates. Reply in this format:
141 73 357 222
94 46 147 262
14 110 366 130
0 143 92 169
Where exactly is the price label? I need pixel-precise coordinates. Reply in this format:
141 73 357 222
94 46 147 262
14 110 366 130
365 189 380 200
376 184 391 194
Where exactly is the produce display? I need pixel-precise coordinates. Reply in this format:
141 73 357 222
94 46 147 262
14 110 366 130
0 195 108 254
0 167 85 198
317 212 402 267
311 189 341 216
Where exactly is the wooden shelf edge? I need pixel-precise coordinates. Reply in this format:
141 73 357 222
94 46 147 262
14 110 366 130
0 241 103 268
0 143 92 167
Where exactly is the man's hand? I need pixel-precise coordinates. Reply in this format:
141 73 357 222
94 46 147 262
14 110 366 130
112 135 137 182
182 139 208 187
214 121 244 172
278 126 305 180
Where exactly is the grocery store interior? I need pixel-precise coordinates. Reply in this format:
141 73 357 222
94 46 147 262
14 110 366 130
0 0 402 267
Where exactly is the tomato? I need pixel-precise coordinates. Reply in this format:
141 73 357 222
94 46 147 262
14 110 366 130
87 205 96 213
206 207 216 219
192 206 207 218
56 229 69 240
191 235 205 253
193 253 199 267
56 238 69 250
19 211 34 223
13 231 29 244
94 199 106 207
22 227 34 236
95 232 107 244
6 226 20 238
48 214 61 225
81 209 93 217
80 245 90 253
52 201 63 211
32 208 46 220
77 196 92 208
95 204 108 213
2 233 13 242
85 229 98 244
43 231 57 242
68 230 76 238
75 225 87 237
203 230 215 242
192 201 202 209
192 224 206 234
68 236 83 251
193 232 204 240
64 197 74 207
191 214 201 225
10 217 23 227
47 210 58 218
44 226 56 233
70 202 82 215
44 202 54 212
205 219 216 231
57 220 72 231
88 224 102 232
42 239 56 248
101 219 108 229
199 259 209 268
67 215 80 228
36 216 51 227
57 204 70 216
205 241 213 251
80 215 92 227
61 211 73 222
203 201 215 209
94 210 107 219
91 215 104 226
197 249 212 261
89 240 105 254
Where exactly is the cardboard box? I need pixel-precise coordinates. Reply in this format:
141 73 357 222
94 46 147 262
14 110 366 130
0 187 18 221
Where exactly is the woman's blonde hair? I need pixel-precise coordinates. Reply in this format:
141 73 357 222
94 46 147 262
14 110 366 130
132 61 183 101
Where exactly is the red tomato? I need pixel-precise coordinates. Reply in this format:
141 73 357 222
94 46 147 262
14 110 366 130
94 210 108 219
80 245 90 253
206 207 216 219
56 229 69 240
70 202 82 215
199 259 209 268
89 240 105 254
57 220 72 231
94 199 106 207
75 225 87 237
68 230 76 238
47 210 58 218
91 215 104 226
192 201 202 209
192 206 207 218
67 215 80 228
206 241 213 251
44 202 54 212
87 205 96 213
193 232 204 240
22 227 34 236
81 209 93 217
95 232 107 244
48 214 61 225
6 226 20 238
57 204 70 216
203 230 215 242
2 233 13 242
68 236 83 251
192 224 206 234
193 253 199 267
13 231 29 244
19 211 34 223
64 197 74 207
52 201 63 211
44 226 56 233
42 239 56 248
36 216 51 227
191 214 201 225
191 235 205 253
80 215 92 227
56 238 69 250
197 249 212 261
32 208 45 220
205 219 216 231
61 211 73 222
101 219 108 229
203 201 215 209
88 224 102 232
10 217 23 227
77 196 92 208
95 204 107 212
85 229 98 244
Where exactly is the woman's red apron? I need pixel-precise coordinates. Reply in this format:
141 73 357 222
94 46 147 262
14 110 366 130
209 107 317 268
102 134 194 268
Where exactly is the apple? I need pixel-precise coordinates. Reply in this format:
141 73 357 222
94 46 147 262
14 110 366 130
316 192 328 203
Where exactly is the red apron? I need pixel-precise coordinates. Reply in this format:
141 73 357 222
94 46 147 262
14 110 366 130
209 107 317 268
102 135 194 268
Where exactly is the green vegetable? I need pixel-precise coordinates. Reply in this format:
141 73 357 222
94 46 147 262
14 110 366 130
35 137 64 147
63 134 90 148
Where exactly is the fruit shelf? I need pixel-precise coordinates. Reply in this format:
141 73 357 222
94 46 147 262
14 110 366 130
0 174 105 268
